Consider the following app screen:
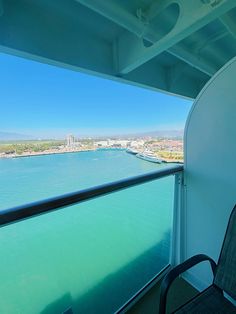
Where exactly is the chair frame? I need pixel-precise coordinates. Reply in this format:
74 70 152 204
159 205 236 314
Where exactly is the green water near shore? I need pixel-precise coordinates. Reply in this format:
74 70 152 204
0 149 174 313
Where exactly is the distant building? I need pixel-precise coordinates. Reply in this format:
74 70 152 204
129 140 144 147
94 140 109 147
107 140 129 147
66 134 76 147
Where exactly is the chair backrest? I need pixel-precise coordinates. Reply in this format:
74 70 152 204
214 205 236 300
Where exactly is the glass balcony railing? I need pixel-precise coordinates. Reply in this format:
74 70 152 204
0 165 183 314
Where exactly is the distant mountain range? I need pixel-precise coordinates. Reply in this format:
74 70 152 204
96 129 184 139
0 129 184 141
0 131 36 141
134 129 184 138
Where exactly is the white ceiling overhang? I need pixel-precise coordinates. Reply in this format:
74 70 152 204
0 0 236 99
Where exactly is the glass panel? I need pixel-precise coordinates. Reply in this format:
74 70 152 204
0 150 174 210
0 176 174 314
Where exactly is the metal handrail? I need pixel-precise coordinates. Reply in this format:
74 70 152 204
0 165 183 227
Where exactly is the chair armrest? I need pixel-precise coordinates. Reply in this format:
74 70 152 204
159 254 217 314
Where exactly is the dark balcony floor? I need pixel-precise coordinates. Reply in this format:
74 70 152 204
126 277 198 314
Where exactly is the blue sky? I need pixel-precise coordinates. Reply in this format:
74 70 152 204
0 53 192 138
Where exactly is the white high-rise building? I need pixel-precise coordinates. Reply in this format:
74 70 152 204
66 134 76 147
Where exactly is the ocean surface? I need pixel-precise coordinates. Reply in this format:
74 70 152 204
0 149 174 314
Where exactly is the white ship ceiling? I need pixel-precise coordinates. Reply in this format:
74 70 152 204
0 0 236 98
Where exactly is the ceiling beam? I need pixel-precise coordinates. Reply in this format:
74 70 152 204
123 61 201 99
165 63 189 92
117 0 236 74
168 45 216 76
220 13 236 38
0 1 114 75
77 0 220 77
75 0 145 38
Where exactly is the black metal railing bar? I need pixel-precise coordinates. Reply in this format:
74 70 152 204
0 165 183 227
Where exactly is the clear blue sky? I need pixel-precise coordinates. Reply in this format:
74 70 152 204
0 53 192 138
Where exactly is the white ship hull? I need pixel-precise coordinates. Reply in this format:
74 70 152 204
136 152 162 163
126 148 139 155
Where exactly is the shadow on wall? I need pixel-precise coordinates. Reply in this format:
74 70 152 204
40 230 170 314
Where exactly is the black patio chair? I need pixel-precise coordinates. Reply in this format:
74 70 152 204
159 205 236 313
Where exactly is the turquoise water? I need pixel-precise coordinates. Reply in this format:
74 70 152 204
0 150 174 313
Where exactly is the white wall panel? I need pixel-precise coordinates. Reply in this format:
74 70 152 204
184 57 236 289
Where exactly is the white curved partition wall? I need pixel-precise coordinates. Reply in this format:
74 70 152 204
184 57 236 289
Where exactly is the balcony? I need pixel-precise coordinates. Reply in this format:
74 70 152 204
0 165 183 314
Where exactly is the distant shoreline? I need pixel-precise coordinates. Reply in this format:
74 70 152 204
0 148 96 159
0 147 183 163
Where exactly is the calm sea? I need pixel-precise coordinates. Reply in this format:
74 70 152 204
0 149 174 314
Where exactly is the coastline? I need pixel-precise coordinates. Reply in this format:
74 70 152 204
0 147 183 163
0 147 96 159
